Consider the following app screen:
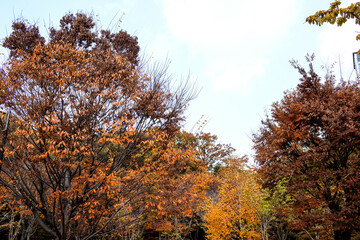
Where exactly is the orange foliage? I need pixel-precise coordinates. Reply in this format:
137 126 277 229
0 14 197 240
128 130 211 239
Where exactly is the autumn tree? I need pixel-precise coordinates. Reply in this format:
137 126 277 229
0 13 196 240
174 131 235 172
139 136 211 239
253 55 360 240
258 179 291 240
203 157 261 240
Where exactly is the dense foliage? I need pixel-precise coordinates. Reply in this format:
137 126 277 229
254 55 360 240
1 2 360 239
0 13 205 240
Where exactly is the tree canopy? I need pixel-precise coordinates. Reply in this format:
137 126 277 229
253 55 360 240
0 13 202 240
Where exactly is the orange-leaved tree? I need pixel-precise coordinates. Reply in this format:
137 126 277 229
134 131 211 239
0 13 195 240
174 131 235 172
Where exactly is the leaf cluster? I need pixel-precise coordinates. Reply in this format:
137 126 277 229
306 1 360 47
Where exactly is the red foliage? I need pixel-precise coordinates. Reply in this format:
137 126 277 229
254 55 360 239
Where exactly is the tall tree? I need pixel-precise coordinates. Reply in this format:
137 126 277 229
0 13 195 240
253 55 360 240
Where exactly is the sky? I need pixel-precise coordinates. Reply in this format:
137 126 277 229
1 0 359 160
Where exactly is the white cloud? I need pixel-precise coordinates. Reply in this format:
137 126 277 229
160 0 299 91
162 0 298 48
212 58 268 91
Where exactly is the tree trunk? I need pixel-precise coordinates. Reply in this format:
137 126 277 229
334 230 352 240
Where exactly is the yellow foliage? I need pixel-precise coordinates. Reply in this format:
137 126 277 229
204 158 261 240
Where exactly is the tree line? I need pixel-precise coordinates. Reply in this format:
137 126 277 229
0 1 360 239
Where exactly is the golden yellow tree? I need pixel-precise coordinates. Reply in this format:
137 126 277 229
204 158 261 240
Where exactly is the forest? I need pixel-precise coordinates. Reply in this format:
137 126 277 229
0 1 359 240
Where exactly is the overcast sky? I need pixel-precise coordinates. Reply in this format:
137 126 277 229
1 0 359 160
